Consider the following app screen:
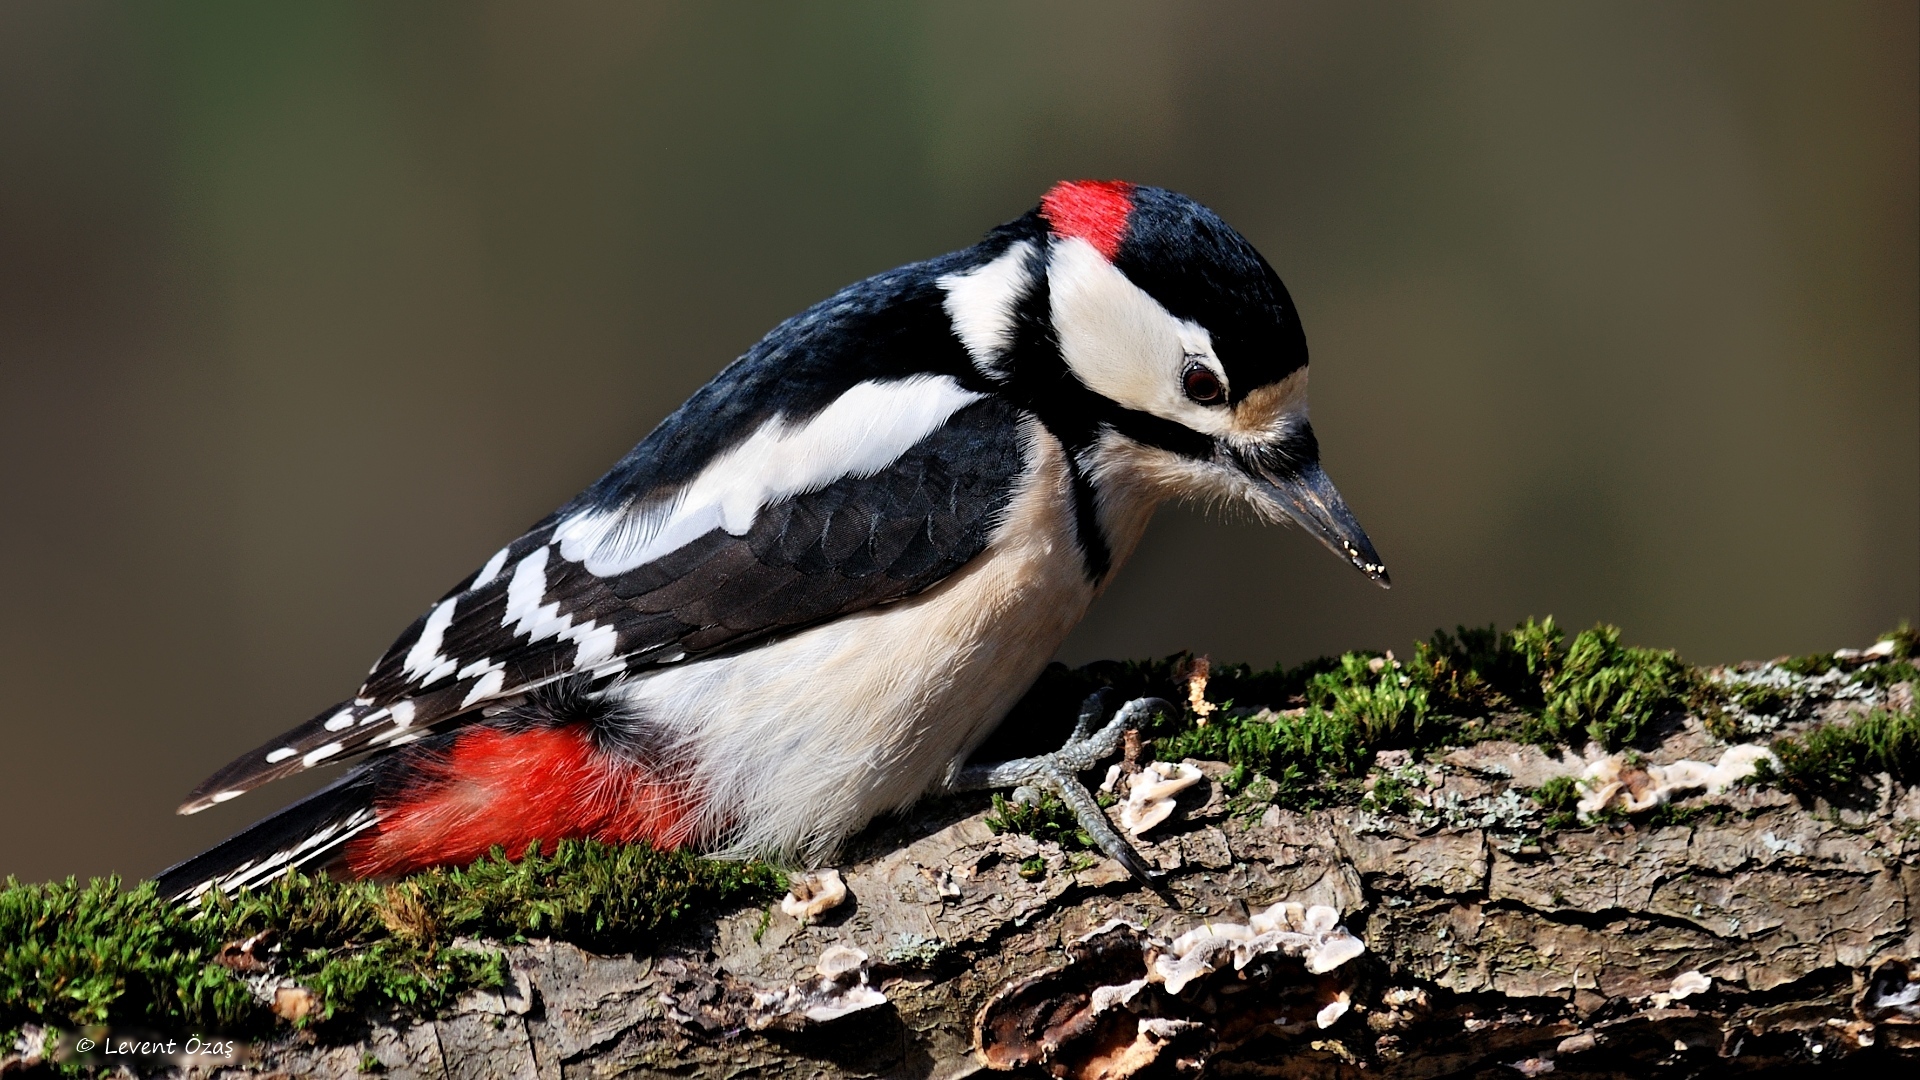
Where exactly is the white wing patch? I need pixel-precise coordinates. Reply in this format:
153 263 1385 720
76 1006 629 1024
498 543 622 664
459 661 507 707
302 742 344 767
553 375 984 577
940 240 1036 378
471 546 511 589
505 547 552 635
402 598 461 686
297 376 980 758
573 622 618 668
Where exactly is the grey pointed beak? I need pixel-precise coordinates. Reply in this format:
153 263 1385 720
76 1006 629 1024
1251 459 1391 587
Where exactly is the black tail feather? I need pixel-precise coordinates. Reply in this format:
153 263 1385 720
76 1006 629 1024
153 766 381 902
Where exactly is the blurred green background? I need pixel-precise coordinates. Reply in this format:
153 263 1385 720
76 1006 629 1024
2 2 1914 880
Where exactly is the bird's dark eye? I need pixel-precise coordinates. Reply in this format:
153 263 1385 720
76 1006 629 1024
1182 363 1226 406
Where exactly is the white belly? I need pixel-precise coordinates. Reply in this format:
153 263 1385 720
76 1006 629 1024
608 419 1147 863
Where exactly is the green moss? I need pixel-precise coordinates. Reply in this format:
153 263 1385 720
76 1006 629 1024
1411 620 1557 717
1123 618 1723 813
0 876 255 1033
1412 618 1711 750
1153 703 1370 808
983 791 1095 851
1360 769 1423 816
1850 660 1920 690
1306 654 1432 746
1700 710 1739 743
986 621 1906 828
0 840 782 1036
1524 624 1697 750
1777 652 1837 677
1530 775 1581 829
1398 617 1708 749
1731 683 1795 716
1759 702 1920 799
1774 625 1917 679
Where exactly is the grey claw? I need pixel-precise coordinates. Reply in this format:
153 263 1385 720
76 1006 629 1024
953 695 1178 890
1068 688 1113 743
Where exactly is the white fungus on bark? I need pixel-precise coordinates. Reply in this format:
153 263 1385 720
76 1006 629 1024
748 944 887 1027
779 868 847 920
1668 970 1712 999
1575 744 1777 818
1150 901 1367 992
1120 760 1204 836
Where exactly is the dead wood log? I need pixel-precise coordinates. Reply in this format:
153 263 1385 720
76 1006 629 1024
144 738 1919 1079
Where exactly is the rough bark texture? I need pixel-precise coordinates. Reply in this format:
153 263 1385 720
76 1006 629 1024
16 702 1920 1078
61 734 1916 1078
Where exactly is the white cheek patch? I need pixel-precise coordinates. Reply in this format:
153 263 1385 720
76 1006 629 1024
554 375 983 577
939 240 1036 378
1047 238 1234 437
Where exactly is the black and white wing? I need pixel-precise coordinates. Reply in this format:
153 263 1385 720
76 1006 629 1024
184 391 1026 810
180 247 1039 813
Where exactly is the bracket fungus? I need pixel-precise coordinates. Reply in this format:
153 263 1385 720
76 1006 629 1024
1669 970 1713 1000
1119 761 1205 837
1575 744 1776 818
975 901 1369 1077
1861 959 1920 1026
780 868 847 921
662 944 888 1034
748 944 888 1027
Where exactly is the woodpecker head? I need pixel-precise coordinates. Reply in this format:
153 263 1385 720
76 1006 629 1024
952 180 1389 586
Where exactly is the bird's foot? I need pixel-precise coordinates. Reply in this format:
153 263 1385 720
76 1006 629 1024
953 693 1176 887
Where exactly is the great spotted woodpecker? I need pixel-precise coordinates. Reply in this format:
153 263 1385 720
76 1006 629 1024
156 181 1388 900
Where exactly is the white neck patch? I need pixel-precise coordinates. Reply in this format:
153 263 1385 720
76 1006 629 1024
938 240 1037 379
553 375 983 577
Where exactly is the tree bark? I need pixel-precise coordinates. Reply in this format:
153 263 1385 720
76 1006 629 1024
120 732 1918 1079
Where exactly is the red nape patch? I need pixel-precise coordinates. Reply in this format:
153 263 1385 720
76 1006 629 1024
344 726 697 878
1040 179 1136 260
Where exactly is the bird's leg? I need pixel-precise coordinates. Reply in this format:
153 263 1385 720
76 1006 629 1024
952 693 1176 885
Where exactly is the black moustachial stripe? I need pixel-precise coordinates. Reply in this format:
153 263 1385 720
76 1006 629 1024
984 213 1220 583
